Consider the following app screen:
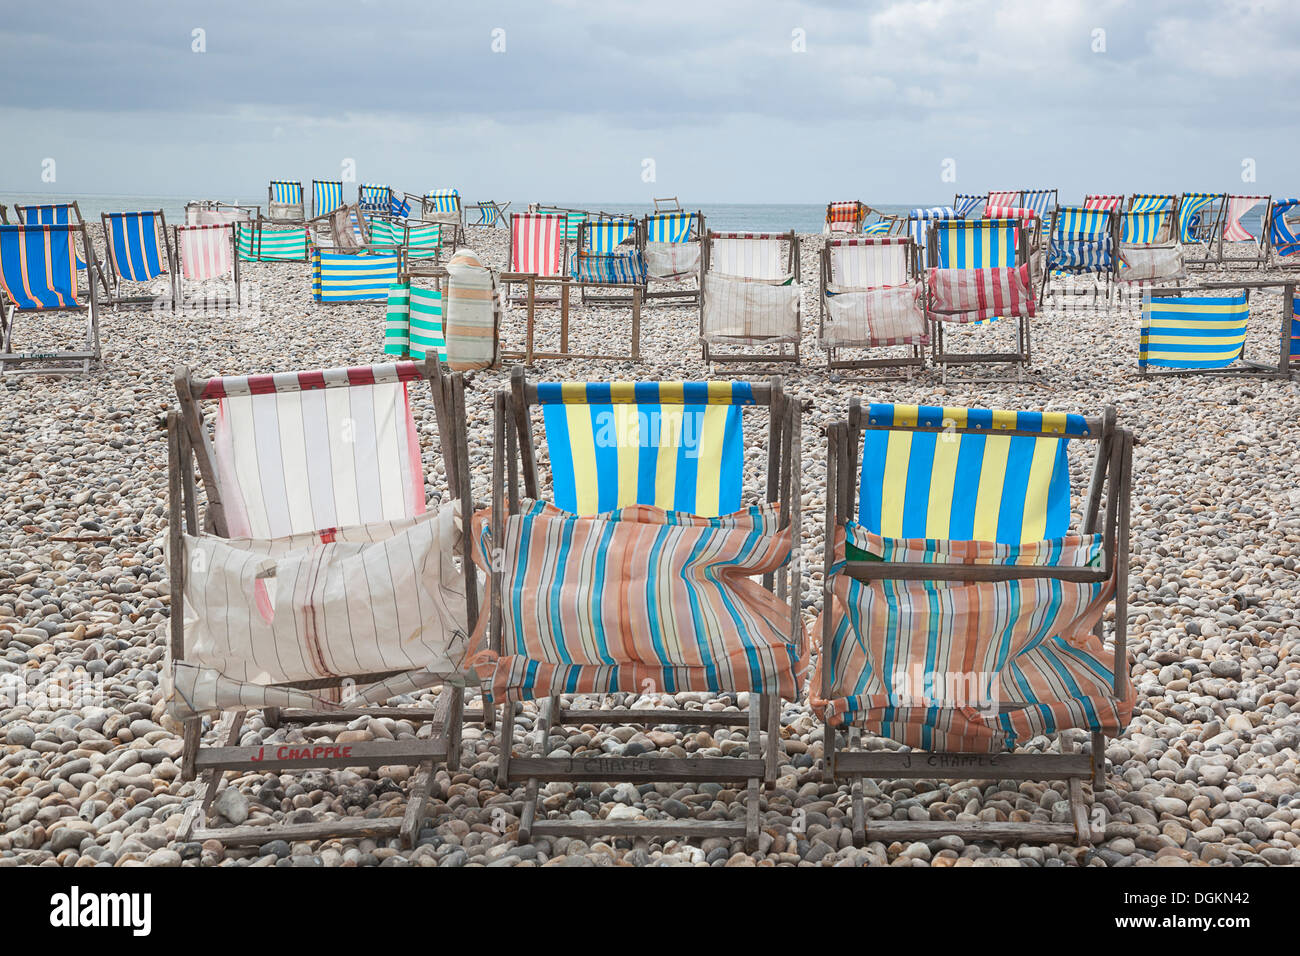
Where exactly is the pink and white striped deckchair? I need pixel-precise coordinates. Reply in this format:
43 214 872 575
1219 195 1270 268
173 223 239 309
1085 194 1124 211
987 190 1019 207
167 358 479 848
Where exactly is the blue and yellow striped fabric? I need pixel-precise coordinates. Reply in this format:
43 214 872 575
931 219 1021 268
1054 206 1111 239
1177 193 1222 243
313 180 344 216
104 212 166 281
17 204 85 268
645 212 694 243
311 248 401 302
859 404 1088 545
1130 194 1176 214
424 189 460 214
270 180 303 205
862 220 893 235
584 218 636 253
1048 206 1113 273
1270 198 1300 257
1121 211 1167 244
1139 293 1249 370
537 381 755 516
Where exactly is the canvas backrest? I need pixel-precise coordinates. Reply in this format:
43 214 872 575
424 189 460 214
0 224 81 309
176 223 234 281
644 211 695 243
987 191 1019 207
270 181 303 205
582 217 637 253
1053 206 1113 239
1222 195 1267 242
1129 194 1175 213
1270 198 1300 253
1084 194 1124 211
104 211 167 281
510 213 565 276
1121 211 1168 244
709 233 788 280
1177 193 1223 242
953 194 986 217
828 237 912 289
1139 292 1249 370
313 180 344 217
931 218 1023 268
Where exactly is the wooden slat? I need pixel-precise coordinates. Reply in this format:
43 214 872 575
864 819 1080 844
194 738 446 773
529 819 746 839
554 708 752 726
834 750 1092 781
191 817 404 846
506 756 765 784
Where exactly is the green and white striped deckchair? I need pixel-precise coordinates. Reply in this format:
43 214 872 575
384 282 445 360
235 222 309 261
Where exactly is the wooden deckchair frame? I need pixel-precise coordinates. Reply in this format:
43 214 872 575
639 209 705 306
1214 194 1270 269
168 356 480 847
1137 280 1297 379
421 191 464 249
1264 200 1300 271
699 230 802 366
1039 206 1118 301
266 180 306 223
818 236 925 378
822 401 1133 846
575 214 643 308
488 367 803 849
467 200 510 228
237 218 311 263
1176 193 1228 271
0 223 102 376
926 218 1034 384
172 223 241 312
653 196 683 212
99 209 177 311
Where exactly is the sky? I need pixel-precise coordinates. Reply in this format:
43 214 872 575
1 0 1296 204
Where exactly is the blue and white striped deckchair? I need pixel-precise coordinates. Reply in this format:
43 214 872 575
16 203 87 269
1019 189 1057 230
310 248 402 303
1128 193 1176 214
0 224 101 374
267 180 304 221
390 192 412 219
1139 292 1248 372
1177 192 1224 244
573 217 645 294
101 211 175 308
1268 198 1300 265
908 206 958 267
359 183 392 215
538 380 752 516
312 180 345 218
953 194 986 218
1044 206 1115 286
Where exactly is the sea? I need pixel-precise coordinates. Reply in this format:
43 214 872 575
0 193 1269 236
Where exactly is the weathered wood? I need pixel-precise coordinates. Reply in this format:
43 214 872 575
864 820 1080 844
553 708 754 726
191 817 405 846
529 819 747 839
194 738 446 773
833 750 1093 781
506 756 765 784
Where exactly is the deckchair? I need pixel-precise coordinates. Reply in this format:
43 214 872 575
100 210 176 310
473 369 804 849
309 202 369 252
1176 192 1226 269
267 180 305 222
311 247 403 303
1139 281 1297 378
369 217 443 261
641 209 705 305
355 183 389 216
312 180 345 219
1040 205 1116 299
819 236 926 377
926 217 1034 382
1084 194 1124 211
953 194 986 218
385 279 445 361
825 201 870 233
422 189 463 246
1127 193 1177 214
699 230 802 365
1217 195 1270 269
0 224 102 376
235 220 310 262
986 190 1019 208
467 200 509 228
15 202 91 272
1018 188 1058 240
983 204 1042 251
862 217 899 236
816 401 1134 846
1266 198 1300 270
572 215 643 306
167 357 479 847
1116 210 1183 289
173 223 240 311
907 206 958 267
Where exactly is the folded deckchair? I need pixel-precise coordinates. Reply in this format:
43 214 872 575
309 202 369 252
422 189 464 246
700 230 802 365
1138 282 1297 378
312 179 345 218
825 201 869 233
953 194 986 218
235 220 310 262
926 218 1035 382
389 191 413 219
167 357 479 847
1267 198 1300 269
473 369 804 849
1041 205 1117 298
311 247 403 303
100 210 176 310
1084 194 1124 211
908 206 958 268
0 224 102 376
1176 192 1226 268
267 180 305 222
1217 194 1270 269
819 236 926 377
173 223 241 311
359 183 393 216
816 401 1134 845
641 209 705 304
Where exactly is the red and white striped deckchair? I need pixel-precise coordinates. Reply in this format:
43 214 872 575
1084 194 1125 211
173 223 240 310
987 190 1019 207
504 212 567 308
167 357 479 849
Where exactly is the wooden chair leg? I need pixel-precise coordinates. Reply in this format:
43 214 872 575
763 693 779 789
176 710 246 842
398 760 435 849
1091 730 1107 790
496 701 515 789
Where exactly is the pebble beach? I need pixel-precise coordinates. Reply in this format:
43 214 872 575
1 223 1297 869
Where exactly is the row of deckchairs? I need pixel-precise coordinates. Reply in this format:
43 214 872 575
265 180 466 246
167 355 1135 849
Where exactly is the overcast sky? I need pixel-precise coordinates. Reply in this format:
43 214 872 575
1 0 1295 204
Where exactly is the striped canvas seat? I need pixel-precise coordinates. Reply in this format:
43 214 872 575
268 180 304 220
538 380 751 516
928 218 1033 323
17 204 86 268
826 201 865 232
311 248 401 303
908 206 957 267
1120 211 1168 244
571 248 646 285
104 212 168 282
385 283 444 360
1047 206 1114 273
953 194 986 218
861 220 894 236
986 191 1019 207
583 217 637 253
1084 194 1124 211
1139 292 1249 370
645 211 694 244
710 235 789 281
367 217 405 247
983 205 1038 225
1129 193 1176 213
1291 295 1300 364
313 180 344 217
389 193 412 219
1269 198 1300 258
423 189 460 220
643 212 700 281
1018 189 1056 219
823 237 927 349
359 183 391 215
1222 195 1267 242
0 224 82 309
176 224 234 281
1177 192 1223 243
235 223 309 261
509 213 565 277
203 363 427 538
